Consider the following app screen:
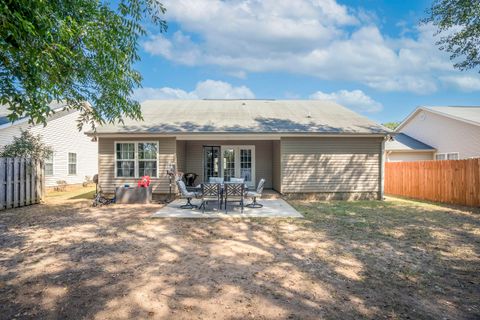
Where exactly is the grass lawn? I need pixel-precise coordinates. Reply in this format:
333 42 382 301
0 190 478 319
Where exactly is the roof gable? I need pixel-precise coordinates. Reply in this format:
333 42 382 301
397 106 480 131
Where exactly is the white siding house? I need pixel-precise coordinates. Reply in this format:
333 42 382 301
386 106 480 161
0 104 98 187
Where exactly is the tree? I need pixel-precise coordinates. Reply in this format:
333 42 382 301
0 130 53 160
0 0 166 128
382 121 400 130
424 0 480 72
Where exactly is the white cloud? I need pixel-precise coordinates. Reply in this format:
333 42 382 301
440 76 480 92
309 89 383 113
133 80 255 101
143 0 480 94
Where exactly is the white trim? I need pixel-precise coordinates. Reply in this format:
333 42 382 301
220 145 256 187
68 152 77 176
386 149 436 153
114 141 159 178
45 152 54 176
435 152 459 160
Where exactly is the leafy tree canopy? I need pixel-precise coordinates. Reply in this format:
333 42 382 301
0 130 53 160
424 0 480 72
382 122 400 130
0 0 166 129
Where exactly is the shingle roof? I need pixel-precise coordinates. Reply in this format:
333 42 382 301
0 101 67 127
95 100 390 135
385 133 435 151
425 106 480 126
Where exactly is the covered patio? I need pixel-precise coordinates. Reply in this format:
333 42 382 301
176 139 280 191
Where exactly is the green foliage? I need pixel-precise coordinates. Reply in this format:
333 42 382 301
0 130 53 160
0 0 166 129
424 0 480 72
382 121 400 130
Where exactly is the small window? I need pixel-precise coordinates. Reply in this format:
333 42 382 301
436 153 459 160
68 153 77 175
447 153 459 160
138 142 158 177
116 143 135 177
45 153 54 176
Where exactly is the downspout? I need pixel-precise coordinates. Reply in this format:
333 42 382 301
379 135 389 200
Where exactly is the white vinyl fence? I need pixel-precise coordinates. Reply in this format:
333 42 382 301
0 158 44 210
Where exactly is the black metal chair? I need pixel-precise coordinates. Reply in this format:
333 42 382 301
176 180 200 209
245 178 265 208
201 183 222 213
224 183 245 213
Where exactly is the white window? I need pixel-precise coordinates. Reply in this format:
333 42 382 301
447 153 459 160
435 152 459 160
115 142 158 178
138 142 158 177
68 153 77 175
45 153 54 176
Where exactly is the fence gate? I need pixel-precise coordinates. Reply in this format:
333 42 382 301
0 158 44 210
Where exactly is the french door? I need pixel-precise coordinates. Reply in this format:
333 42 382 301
221 146 255 187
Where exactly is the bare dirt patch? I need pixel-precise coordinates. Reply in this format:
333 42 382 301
0 189 479 319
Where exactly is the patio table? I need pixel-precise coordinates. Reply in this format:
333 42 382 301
196 183 249 210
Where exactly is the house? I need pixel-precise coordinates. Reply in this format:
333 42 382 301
89 100 390 200
0 102 98 187
385 106 480 161
385 133 436 162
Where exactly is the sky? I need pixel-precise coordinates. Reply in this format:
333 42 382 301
132 0 480 124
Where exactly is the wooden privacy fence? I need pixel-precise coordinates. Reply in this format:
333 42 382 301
385 158 480 207
0 158 44 210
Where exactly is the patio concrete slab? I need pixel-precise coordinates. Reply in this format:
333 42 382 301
152 199 303 218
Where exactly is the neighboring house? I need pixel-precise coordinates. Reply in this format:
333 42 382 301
0 102 98 187
386 106 480 161
385 133 436 162
89 100 390 200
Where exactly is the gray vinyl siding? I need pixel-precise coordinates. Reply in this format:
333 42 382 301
98 137 176 194
181 140 273 188
176 140 186 172
272 140 281 192
280 137 382 194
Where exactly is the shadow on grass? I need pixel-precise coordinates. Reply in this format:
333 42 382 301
0 198 478 319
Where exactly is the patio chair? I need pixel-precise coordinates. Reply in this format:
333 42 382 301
245 178 265 208
183 172 198 187
201 183 222 213
176 180 200 209
229 177 245 183
209 177 224 183
224 183 245 213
